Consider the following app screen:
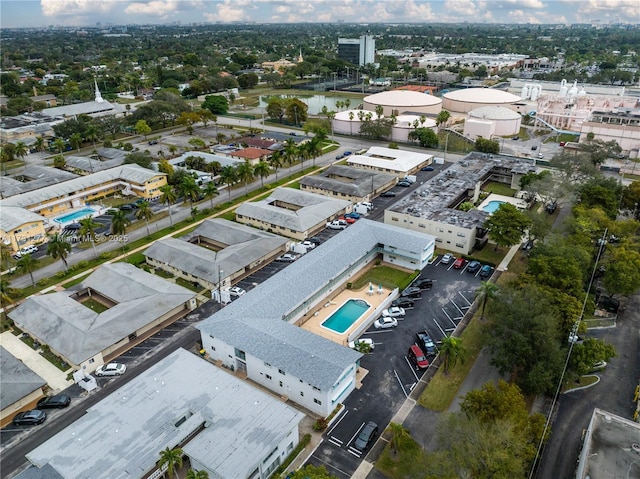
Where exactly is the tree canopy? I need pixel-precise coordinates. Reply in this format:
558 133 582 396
483 203 532 250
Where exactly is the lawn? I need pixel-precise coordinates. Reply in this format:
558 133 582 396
175 276 203 292
376 430 429 479
81 297 110 313
464 245 506 266
482 180 517 197
418 316 485 411
350 265 418 291
561 374 599 393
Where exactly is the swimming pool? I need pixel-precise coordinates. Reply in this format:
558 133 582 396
482 200 505 213
53 207 97 224
321 299 371 334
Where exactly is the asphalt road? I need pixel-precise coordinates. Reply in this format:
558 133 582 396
534 291 640 479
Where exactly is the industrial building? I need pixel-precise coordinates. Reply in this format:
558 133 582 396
363 90 442 116
464 106 522 140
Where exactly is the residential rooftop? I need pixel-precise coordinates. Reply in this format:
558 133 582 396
25 348 304 479
347 146 432 173
0 346 46 410
1 166 79 198
300 165 397 197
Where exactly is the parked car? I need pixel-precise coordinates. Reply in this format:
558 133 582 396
421 166 434 171
479 265 493 278
382 306 405 318
326 220 347 230
453 257 466 269
380 191 397 197
590 360 607 371
19 245 38 256
531 145 538 151
391 297 415 308
559 141 566 146
397 180 412 187
537 153 544 159
339 215 356 224
416 331 437 356
401 287 422 299
37 394 71 409
119 204 134 211
148 140 158 145
348 338 375 351
354 421 378 451
301 240 316 250
308 236 322 246
344 212 360 219
440 253 454 264
13 409 46 426
229 286 246 297
467 261 481 273
408 344 430 369
521 240 534 251
545 201 557 214
335 154 344 160
105 209 119 215
276 253 298 262
343 150 352 156
374 317 398 329
94 363 127 377
413 278 433 290
512 136 520 140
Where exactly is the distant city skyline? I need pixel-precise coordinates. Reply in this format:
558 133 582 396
0 0 638 29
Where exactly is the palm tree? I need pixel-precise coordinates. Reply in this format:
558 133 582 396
16 253 37 286
348 111 355 136
344 98 351 109
157 447 184 479
34 136 46 154
168 144 178 157
253 160 271 188
203 181 219 209
47 233 72 271
135 200 154 236
236 161 254 196
110 210 131 236
69 132 83 152
0 243 12 271
475 280 499 319
440 336 465 373
53 154 66 169
219 165 238 201
269 151 283 182
387 422 410 455
179 176 201 207
185 470 209 479
52 138 66 154
14 141 28 161
160 185 177 226
0 279 16 307
78 217 101 258
283 139 297 167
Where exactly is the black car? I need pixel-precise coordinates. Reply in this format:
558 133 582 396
467 261 481 273
37 394 71 409
397 181 412 187
413 278 433 289
416 331 438 356
392 297 415 309
354 421 378 451
119 204 134 211
308 236 322 246
421 166 434 171
380 191 397 197
13 409 46 426
401 287 422 299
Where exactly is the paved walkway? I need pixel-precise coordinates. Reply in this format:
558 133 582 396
496 242 520 272
0 331 73 393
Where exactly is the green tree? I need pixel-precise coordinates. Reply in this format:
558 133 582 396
179 175 202 206
135 119 152 139
602 247 640 297
0 279 17 307
158 159 174 176
475 280 499 319
124 151 153 169
570 338 616 376
159 184 177 226
188 137 206 150
387 422 410 455
475 137 500 154
14 141 28 160
285 98 308 125
185 470 209 479
78 216 101 258
157 447 183 479
484 203 532 251
576 177 622 220
53 137 66 154
287 465 339 479
269 151 283 182
202 94 229 115
16 253 37 286
439 336 465 373
408 127 439 147
526 240 591 298
110 210 131 236
253 160 271 188
219 165 238 201
266 98 286 123
53 154 66 169
47 233 72 271
236 161 254 196
69 132 83 152
203 181 219 209
135 200 154 236
435 110 450 127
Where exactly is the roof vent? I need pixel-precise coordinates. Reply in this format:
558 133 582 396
632 443 640 454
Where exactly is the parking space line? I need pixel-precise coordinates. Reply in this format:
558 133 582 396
451 300 465 317
404 356 420 381
433 318 447 337
441 307 457 327
326 409 349 436
347 423 365 450
347 447 362 458
394 369 408 398
329 437 343 447
458 291 472 306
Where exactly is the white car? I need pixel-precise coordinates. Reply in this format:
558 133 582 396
94 363 127 377
18 245 38 256
276 253 298 262
374 317 398 329
301 240 316 250
382 307 405 318
326 220 347 230
348 338 375 350
441 253 454 264
229 286 246 297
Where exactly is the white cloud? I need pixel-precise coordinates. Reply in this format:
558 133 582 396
203 0 256 22
41 0 112 17
125 1 180 16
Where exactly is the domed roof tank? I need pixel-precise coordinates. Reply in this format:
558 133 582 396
559 79 568 98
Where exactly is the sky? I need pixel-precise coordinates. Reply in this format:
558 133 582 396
0 0 639 28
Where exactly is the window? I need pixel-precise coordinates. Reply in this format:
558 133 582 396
128 332 137 341
457 233 465 238
266 374 272 380
264 361 271 367
300 391 304 396
313 386 320 391
279 381 283 387
234 348 246 360
88 358 95 364
314 398 322 405
456 243 464 248
278 369 286 375
391 217 398 222
210 346 216 351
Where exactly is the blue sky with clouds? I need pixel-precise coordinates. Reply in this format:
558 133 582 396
1 0 638 28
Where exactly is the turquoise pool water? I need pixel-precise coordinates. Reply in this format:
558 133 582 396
482 200 505 213
54 207 97 224
321 299 370 334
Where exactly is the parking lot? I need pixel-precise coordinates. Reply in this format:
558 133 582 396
306 254 488 478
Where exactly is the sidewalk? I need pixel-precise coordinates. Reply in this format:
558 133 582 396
0 331 73 393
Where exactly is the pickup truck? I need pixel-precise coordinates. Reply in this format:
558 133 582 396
326 220 347 230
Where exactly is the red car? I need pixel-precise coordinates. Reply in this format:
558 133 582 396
339 216 356 224
453 257 466 269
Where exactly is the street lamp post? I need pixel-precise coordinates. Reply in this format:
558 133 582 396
444 132 450 162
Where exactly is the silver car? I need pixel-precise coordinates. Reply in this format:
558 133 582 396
95 363 127 377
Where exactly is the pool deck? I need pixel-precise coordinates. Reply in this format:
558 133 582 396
50 206 105 226
478 193 528 212
298 284 392 346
